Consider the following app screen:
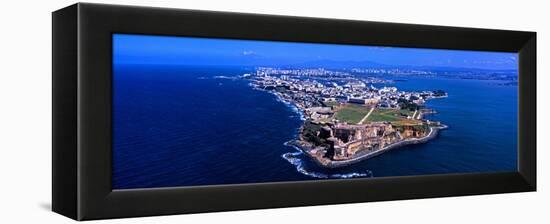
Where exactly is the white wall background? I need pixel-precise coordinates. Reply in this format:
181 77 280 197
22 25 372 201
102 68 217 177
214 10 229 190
0 0 546 223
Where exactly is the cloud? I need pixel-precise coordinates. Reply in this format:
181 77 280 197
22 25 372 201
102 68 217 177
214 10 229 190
242 50 256 56
367 46 390 51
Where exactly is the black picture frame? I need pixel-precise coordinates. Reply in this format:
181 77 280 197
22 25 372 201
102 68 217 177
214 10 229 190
52 3 536 221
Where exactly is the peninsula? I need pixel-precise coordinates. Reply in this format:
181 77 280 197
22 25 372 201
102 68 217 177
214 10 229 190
247 67 448 168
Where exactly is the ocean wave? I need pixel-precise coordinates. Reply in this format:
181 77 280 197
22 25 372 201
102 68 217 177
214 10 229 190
272 95 306 121
248 84 306 121
214 75 239 80
251 84 366 178
281 144 373 179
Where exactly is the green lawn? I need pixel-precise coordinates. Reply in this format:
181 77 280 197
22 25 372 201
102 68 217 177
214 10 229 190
334 106 421 125
366 109 400 122
398 109 415 117
334 104 372 124
366 108 422 125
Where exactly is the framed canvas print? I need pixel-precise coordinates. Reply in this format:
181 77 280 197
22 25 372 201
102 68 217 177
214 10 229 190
52 3 536 220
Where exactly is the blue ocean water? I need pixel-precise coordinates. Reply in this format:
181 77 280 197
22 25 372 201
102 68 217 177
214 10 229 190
112 64 518 189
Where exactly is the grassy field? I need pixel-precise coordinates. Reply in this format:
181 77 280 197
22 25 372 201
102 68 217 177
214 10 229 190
365 109 400 122
366 108 421 125
334 104 372 124
334 105 423 125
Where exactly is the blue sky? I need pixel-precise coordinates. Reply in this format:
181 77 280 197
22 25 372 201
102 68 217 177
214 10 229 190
113 34 517 70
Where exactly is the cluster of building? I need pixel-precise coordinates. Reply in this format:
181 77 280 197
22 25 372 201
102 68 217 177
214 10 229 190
251 67 446 111
249 67 445 164
350 68 436 76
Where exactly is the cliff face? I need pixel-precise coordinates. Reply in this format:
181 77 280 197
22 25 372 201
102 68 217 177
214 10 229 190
300 121 332 147
398 125 429 138
300 118 433 161
326 123 396 160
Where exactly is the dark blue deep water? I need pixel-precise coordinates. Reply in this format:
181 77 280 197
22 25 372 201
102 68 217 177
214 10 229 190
112 64 518 189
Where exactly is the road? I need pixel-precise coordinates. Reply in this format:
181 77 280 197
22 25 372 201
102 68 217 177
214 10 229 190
358 107 375 124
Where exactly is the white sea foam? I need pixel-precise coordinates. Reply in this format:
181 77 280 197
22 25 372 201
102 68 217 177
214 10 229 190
213 75 239 80
214 75 231 79
272 95 306 121
281 143 373 179
249 84 305 121
254 86 367 178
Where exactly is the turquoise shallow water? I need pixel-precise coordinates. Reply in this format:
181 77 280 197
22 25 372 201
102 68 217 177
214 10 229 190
112 64 518 189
